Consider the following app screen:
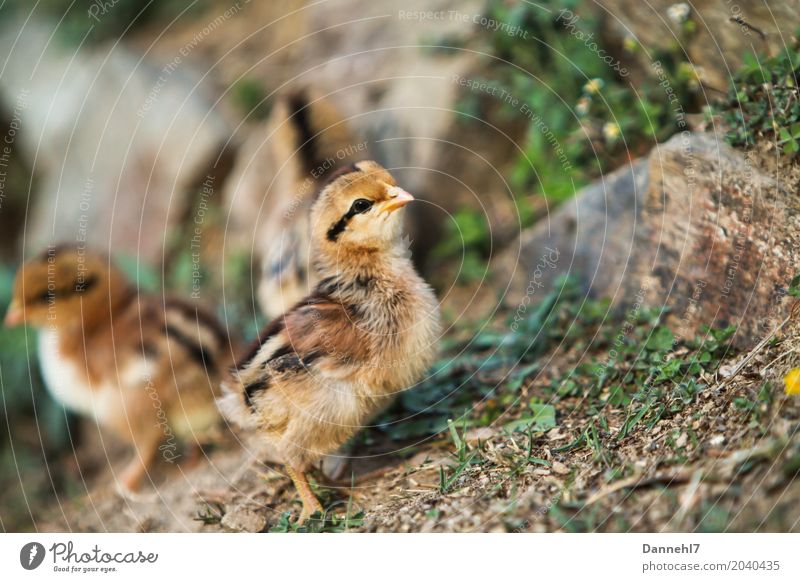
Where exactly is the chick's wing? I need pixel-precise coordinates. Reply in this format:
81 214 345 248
277 295 368 378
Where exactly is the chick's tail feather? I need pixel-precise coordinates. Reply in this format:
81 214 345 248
258 88 363 319
283 87 362 182
216 377 260 430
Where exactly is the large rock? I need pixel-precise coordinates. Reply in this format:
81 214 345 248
0 20 233 264
495 132 799 348
494 157 649 309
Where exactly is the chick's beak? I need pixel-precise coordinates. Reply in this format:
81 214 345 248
4 300 23 328
381 186 414 213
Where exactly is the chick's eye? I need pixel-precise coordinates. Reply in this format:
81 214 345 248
351 198 373 214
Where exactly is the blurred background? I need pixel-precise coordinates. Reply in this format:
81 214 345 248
1 0 798 531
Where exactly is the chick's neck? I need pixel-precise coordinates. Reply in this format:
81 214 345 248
312 239 412 299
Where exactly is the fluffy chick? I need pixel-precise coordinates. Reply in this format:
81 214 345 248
219 161 441 522
4 246 233 492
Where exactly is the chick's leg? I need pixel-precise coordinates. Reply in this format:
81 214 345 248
285 465 323 523
118 429 161 492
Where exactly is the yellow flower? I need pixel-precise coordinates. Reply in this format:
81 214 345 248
623 36 639 53
784 368 800 395
583 78 604 95
602 122 620 142
667 3 690 24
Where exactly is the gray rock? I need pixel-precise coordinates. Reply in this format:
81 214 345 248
494 157 648 309
220 504 267 533
0 19 232 264
496 132 798 348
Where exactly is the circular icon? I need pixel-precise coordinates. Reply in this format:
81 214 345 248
20 542 46 570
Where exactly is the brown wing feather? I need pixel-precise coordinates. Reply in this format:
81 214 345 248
228 291 368 413
282 295 370 366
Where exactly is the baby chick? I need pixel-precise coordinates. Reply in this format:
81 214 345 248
219 161 441 522
4 246 233 492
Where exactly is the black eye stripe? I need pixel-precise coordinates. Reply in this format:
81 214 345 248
76 274 98 293
35 274 98 304
326 199 374 242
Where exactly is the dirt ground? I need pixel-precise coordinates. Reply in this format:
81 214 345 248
33 312 800 533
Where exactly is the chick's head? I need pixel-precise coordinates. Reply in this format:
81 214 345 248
310 161 414 257
4 246 130 329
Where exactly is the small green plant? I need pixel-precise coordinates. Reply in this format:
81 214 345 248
503 400 556 433
232 78 271 120
787 273 800 297
439 419 484 493
269 507 365 533
778 122 800 154
464 0 698 203
718 38 800 154
193 502 225 525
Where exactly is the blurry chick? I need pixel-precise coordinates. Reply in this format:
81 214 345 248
219 161 441 522
4 246 233 492
254 89 366 318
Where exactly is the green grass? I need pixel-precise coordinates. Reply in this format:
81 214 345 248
269 506 365 533
396 271 745 528
270 473 365 532
379 272 739 454
717 34 800 154
370 267 744 530
375 275 582 442
458 0 699 205
438 419 484 493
